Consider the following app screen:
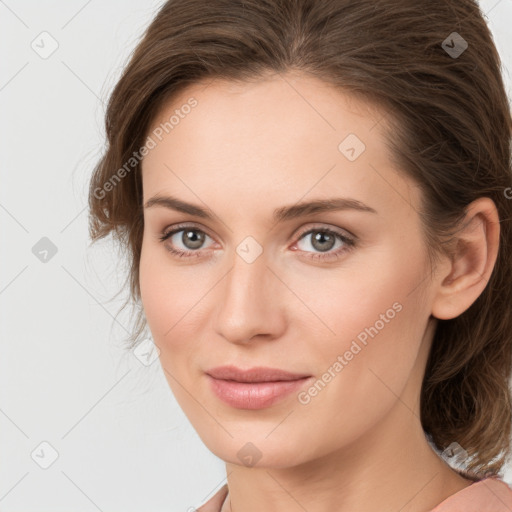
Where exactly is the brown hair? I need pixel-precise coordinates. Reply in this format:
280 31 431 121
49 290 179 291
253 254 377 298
88 0 512 477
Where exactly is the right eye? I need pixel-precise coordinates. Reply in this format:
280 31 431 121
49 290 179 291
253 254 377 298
159 224 216 259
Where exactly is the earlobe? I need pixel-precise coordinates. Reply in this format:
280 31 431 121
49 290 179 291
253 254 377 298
431 197 500 321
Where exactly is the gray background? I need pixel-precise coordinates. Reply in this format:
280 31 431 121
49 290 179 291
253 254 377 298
1 1 511 510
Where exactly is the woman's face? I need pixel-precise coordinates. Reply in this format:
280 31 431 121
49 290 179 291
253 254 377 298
139 72 437 467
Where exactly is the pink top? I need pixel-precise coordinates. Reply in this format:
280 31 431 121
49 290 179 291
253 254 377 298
430 476 512 511
196 477 512 511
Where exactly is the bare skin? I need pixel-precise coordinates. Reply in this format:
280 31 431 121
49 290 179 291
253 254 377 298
139 71 499 512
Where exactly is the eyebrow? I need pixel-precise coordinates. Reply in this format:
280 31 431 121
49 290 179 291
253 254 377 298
143 195 377 222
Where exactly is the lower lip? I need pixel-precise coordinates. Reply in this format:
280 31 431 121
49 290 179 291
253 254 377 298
206 375 312 410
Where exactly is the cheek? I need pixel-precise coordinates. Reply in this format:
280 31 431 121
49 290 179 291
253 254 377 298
139 238 184 345
286 243 425 345
139 238 211 362
139 243 169 334
293 246 429 423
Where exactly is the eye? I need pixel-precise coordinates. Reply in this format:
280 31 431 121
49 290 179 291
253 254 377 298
292 226 356 261
158 224 215 259
158 223 356 261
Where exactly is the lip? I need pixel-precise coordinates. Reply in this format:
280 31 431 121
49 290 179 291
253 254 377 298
205 366 313 410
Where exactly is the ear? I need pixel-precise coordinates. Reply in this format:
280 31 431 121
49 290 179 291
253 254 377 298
431 197 500 320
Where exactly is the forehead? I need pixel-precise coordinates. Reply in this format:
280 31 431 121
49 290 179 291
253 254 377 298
141 73 420 221
146 73 384 148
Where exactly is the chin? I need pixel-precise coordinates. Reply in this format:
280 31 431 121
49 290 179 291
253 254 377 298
197 428 314 469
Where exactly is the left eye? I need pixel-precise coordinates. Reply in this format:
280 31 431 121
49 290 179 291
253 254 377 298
294 228 354 256
158 224 356 261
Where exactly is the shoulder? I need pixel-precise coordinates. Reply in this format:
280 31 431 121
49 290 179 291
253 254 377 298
196 483 228 512
193 478 512 511
430 476 512 512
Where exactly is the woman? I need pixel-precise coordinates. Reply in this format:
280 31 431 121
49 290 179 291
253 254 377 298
88 0 512 510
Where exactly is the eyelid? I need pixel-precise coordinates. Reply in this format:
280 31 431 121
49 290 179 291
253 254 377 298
160 221 215 240
293 222 356 241
160 221 355 241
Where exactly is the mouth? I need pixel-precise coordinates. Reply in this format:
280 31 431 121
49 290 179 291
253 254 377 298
205 366 313 409
206 365 311 382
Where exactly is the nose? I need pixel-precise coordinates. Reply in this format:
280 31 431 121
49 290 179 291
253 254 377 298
212 246 287 345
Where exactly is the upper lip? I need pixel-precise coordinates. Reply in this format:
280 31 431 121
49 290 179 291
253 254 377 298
206 365 311 383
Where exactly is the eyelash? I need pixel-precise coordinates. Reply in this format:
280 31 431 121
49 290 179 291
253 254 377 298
157 223 356 261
